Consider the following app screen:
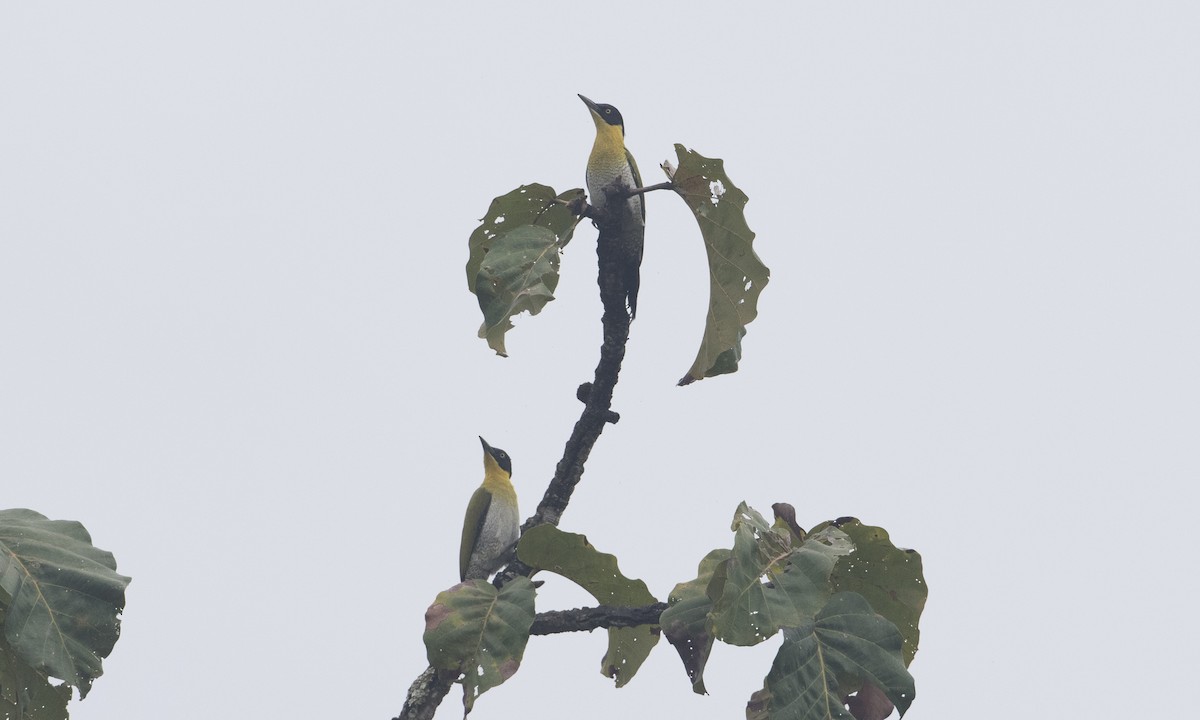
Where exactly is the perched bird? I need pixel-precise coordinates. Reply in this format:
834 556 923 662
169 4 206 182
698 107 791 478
579 94 646 318
460 437 520 581
771 502 807 544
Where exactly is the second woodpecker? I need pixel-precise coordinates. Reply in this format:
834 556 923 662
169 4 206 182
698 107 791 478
579 94 646 319
459 437 519 581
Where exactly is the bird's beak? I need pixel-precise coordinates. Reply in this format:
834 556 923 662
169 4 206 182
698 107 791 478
479 436 492 454
578 94 600 114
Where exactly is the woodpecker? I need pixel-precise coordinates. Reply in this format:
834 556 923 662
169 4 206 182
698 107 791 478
771 502 808 543
459 437 520 581
579 94 645 319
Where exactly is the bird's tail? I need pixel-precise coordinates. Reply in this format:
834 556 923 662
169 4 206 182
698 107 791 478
597 224 644 321
626 265 640 320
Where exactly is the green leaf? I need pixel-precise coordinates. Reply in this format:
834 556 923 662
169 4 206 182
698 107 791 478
709 504 840 646
802 524 856 563
423 578 537 715
660 549 729 694
730 501 773 534
0 622 71 720
516 525 660 687
474 225 560 356
0 509 131 699
751 592 915 720
663 146 769 385
466 185 584 290
466 185 585 356
816 518 927 666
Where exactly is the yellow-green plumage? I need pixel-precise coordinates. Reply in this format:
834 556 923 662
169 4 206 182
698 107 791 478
579 94 646 318
459 437 519 581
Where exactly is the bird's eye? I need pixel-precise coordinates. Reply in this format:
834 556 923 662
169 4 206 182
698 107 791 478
605 109 611 114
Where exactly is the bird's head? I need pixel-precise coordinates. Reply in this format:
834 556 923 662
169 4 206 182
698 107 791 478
771 502 807 543
579 94 625 137
479 436 513 478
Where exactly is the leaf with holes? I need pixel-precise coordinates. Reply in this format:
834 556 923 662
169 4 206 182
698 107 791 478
517 525 659 687
813 518 927 666
466 185 585 356
0 623 71 720
709 504 840 646
663 146 769 385
750 592 915 720
660 549 729 694
0 509 130 699
423 578 536 715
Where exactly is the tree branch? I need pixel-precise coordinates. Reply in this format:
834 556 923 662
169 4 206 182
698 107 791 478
530 603 668 636
395 201 639 719
521 204 636 530
393 668 455 720
576 382 619 424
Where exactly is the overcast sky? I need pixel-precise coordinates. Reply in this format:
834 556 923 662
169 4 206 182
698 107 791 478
2 3 1198 719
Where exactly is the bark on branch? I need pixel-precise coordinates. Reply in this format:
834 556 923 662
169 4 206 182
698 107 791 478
530 603 669 636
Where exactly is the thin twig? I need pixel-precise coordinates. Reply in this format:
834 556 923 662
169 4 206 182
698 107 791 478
624 181 674 198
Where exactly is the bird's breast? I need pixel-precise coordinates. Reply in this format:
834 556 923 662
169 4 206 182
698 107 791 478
586 160 644 220
479 495 520 553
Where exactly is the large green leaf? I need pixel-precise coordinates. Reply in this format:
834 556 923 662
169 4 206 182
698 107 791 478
659 549 729 694
814 518 927 666
516 525 659 687
0 509 130 699
423 578 537 714
709 504 842 646
466 184 585 356
0 620 71 720
750 592 915 720
473 225 560 356
663 146 769 385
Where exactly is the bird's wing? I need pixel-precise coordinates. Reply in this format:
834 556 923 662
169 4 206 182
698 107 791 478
625 147 646 222
460 486 493 581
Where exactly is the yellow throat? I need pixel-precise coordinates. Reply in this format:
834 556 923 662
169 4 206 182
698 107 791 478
482 452 517 505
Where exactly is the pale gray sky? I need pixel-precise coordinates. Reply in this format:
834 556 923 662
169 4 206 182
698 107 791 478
2 3 1197 719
